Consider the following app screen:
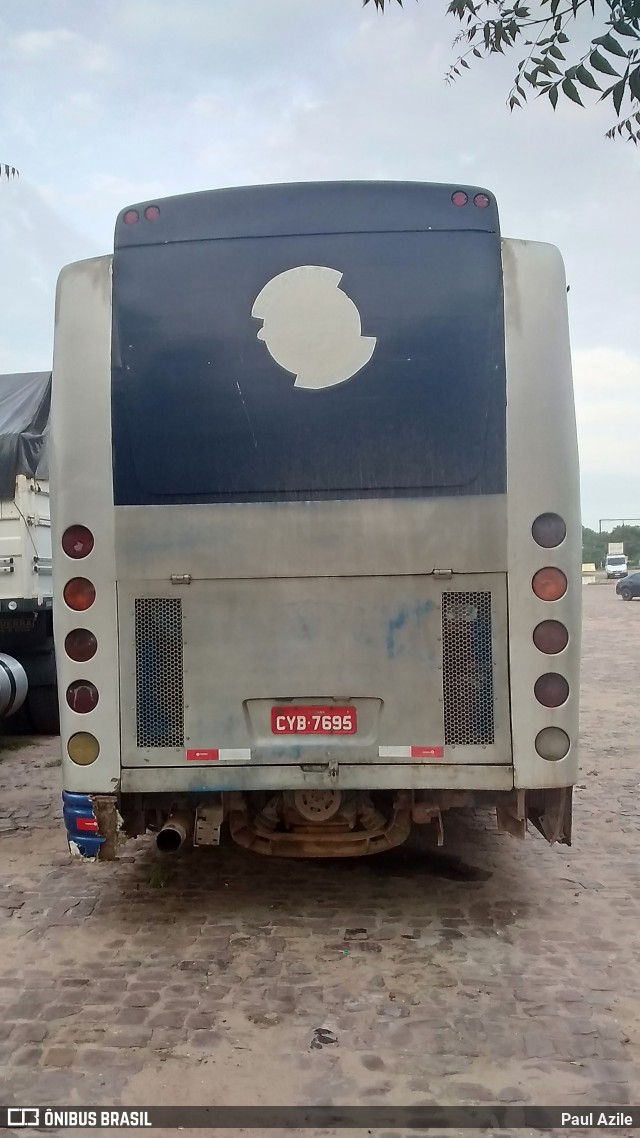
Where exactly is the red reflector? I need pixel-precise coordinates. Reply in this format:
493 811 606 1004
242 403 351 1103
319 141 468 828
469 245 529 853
410 746 444 759
63 578 96 612
186 749 219 761
66 681 99 714
144 205 160 221
62 525 94 559
451 191 468 206
76 817 99 832
123 209 139 225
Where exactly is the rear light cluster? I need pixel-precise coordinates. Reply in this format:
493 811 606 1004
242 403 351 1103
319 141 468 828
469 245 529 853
123 205 160 225
530 512 571 760
62 526 99 766
451 191 491 208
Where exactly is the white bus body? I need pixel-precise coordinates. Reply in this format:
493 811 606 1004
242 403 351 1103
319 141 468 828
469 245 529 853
51 183 580 860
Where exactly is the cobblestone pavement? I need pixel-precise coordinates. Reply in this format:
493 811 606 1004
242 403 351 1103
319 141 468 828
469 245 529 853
0 583 639 1138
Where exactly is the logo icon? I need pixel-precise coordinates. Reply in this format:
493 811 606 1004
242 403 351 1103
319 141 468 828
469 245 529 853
7 1109 40 1127
252 266 376 390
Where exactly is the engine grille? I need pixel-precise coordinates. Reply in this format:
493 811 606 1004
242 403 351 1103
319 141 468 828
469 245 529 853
135 598 184 747
442 591 495 746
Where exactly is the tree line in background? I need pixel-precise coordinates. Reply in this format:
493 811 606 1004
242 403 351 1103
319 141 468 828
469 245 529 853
582 524 640 567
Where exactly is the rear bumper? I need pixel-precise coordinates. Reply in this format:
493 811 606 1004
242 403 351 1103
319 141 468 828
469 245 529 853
120 762 515 794
61 791 104 858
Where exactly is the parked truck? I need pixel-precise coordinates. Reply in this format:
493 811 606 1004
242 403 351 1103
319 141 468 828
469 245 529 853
0 371 58 734
604 542 628 580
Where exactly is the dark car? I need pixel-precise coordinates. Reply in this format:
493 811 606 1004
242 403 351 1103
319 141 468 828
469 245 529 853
616 572 640 601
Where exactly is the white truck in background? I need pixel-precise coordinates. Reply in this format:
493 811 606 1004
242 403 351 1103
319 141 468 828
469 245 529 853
0 371 59 733
605 542 628 580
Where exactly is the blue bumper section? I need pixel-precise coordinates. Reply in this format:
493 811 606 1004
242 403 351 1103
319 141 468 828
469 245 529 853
62 791 105 858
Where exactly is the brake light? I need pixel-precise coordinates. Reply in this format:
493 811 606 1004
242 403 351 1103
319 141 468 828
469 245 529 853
532 568 567 601
533 620 568 654
534 673 569 708
65 629 98 663
67 732 100 765
66 681 99 714
531 513 566 549
63 578 96 611
62 525 94 559
451 191 468 206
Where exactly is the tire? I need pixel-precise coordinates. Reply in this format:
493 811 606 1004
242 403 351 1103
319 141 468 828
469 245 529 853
27 685 60 735
620 587 633 601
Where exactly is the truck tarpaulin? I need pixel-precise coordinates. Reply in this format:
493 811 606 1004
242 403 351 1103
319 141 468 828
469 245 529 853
0 371 51 496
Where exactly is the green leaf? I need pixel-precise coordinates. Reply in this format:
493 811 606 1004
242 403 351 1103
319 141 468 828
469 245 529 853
576 64 602 89
592 33 628 57
509 95 522 109
557 32 569 43
629 66 640 99
562 77 584 104
590 49 621 75
549 84 559 108
548 43 565 59
613 20 640 38
612 77 626 114
460 57 470 67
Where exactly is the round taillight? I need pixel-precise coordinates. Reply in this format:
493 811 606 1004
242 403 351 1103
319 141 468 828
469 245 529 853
65 629 98 663
62 525 94 559
531 513 566 549
144 205 160 221
532 567 567 601
123 209 139 225
473 193 490 208
533 620 569 654
534 673 569 708
67 732 100 765
535 726 570 761
451 191 468 206
66 681 99 714
63 578 96 612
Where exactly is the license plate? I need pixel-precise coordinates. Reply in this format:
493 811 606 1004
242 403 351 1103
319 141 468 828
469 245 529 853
271 706 357 735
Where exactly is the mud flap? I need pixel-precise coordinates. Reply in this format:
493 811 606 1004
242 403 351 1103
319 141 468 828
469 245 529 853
90 794 125 861
526 786 572 846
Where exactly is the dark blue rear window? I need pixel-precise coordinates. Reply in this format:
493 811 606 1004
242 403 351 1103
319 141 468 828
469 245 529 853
111 182 506 505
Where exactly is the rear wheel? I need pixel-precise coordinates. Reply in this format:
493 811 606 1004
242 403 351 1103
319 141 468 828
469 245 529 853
620 587 633 601
27 686 60 735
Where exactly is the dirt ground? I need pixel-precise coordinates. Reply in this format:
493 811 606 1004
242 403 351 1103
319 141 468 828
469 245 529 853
0 581 639 1138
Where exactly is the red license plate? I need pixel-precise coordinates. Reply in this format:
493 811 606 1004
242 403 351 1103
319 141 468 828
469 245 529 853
271 706 357 735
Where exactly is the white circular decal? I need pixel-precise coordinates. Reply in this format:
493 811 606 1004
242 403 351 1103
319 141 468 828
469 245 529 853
251 266 376 390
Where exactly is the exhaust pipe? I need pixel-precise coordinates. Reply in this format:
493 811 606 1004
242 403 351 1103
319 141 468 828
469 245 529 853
156 810 194 854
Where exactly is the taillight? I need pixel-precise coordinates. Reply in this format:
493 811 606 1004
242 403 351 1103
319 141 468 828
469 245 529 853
66 681 99 714
451 190 468 206
65 629 98 663
62 525 94 559
67 732 100 765
144 205 160 221
473 193 490 208
63 578 96 611
123 209 139 225
535 726 570 761
533 620 569 654
531 513 566 548
532 567 567 601
534 673 569 708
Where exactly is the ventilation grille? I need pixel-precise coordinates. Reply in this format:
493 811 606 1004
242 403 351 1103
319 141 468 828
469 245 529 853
442 591 494 746
135 598 184 748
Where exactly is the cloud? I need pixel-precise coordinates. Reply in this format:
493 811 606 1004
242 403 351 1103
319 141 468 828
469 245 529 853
573 348 640 526
10 28 116 75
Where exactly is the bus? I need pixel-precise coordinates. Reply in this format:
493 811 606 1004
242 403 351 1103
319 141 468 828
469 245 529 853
51 181 581 861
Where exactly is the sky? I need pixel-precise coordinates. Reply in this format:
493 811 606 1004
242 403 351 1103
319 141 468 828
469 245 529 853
0 0 638 528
